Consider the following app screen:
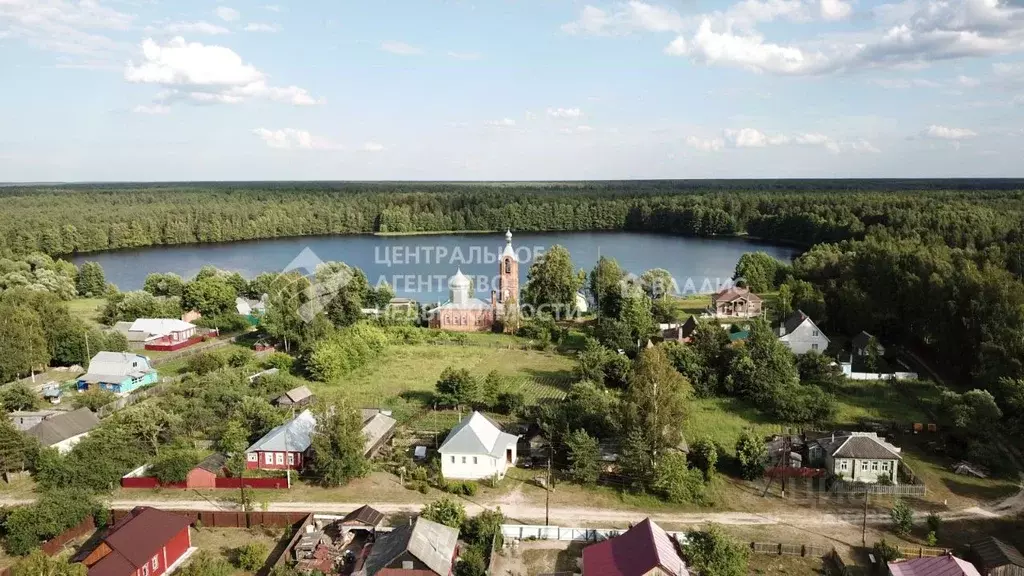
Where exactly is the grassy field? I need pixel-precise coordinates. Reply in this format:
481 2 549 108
685 397 786 454
668 292 781 323
67 297 106 327
831 380 938 426
748 553 824 575
309 341 576 421
188 526 285 575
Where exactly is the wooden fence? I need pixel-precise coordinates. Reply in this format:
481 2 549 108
0 516 97 576
751 542 830 557
830 480 927 497
108 508 310 528
896 545 950 558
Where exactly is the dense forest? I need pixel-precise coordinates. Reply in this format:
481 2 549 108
4 180 1024 417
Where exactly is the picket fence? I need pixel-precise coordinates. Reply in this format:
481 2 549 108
500 524 689 544
847 371 919 381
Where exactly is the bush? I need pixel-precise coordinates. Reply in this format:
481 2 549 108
236 542 269 571
689 437 719 480
264 352 294 372
227 349 254 368
71 390 116 412
149 449 201 484
735 430 767 480
927 512 941 536
3 490 100 555
178 551 233 576
446 481 478 496
891 499 913 537
496 392 525 416
417 482 430 494
455 545 487 576
187 352 226 375
421 497 466 528
873 539 902 562
196 313 250 333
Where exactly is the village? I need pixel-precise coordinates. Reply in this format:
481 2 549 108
1 230 1022 576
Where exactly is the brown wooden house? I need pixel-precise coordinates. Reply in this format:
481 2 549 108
711 287 763 318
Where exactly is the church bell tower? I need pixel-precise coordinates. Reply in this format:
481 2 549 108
497 229 519 311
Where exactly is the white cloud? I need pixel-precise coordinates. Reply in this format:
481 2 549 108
562 2 689 35
125 38 318 106
819 0 852 21
132 104 170 115
0 0 133 57
923 125 978 139
725 127 770 147
381 41 423 55
447 51 482 60
486 118 517 128
214 6 240 22
956 75 981 87
559 125 595 134
252 128 337 150
264 5 282 12
669 20 832 75
850 139 881 153
870 77 942 88
162 21 231 35
685 135 726 151
244 23 279 33
547 107 583 119
362 142 385 152
723 128 846 152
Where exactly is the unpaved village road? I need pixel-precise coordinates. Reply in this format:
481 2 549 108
0 489 1018 528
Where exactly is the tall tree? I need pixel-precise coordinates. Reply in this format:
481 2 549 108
0 302 48 382
308 401 368 486
75 261 106 297
565 428 601 485
623 345 692 452
589 256 626 319
682 525 749 576
522 245 582 317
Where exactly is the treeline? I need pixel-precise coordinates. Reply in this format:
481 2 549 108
3 182 1024 256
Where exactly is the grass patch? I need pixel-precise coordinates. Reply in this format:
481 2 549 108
748 553 824 575
188 526 284 575
830 381 935 426
685 397 785 454
309 342 575 420
67 298 106 328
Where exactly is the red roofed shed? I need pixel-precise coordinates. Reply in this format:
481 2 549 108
83 507 194 576
582 518 689 576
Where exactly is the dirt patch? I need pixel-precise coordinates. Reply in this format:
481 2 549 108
490 540 583 576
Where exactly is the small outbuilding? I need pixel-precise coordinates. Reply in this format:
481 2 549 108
582 518 689 576
186 453 228 489
970 536 1024 576
274 384 314 407
888 555 981 576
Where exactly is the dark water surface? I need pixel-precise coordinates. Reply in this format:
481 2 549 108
71 232 800 301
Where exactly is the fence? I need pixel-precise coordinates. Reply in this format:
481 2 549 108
120 475 288 489
96 385 160 418
500 524 688 543
751 542 830 557
0 516 98 576
896 545 950 558
108 508 310 528
830 480 927 497
846 371 919 381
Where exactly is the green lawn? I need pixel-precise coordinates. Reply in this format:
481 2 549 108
667 292 781 323
309 341 576 422
685 397 786 454
67 297 106 327
830 380 937 426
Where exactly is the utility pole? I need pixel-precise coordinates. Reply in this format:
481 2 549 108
286 407 294 489
85 330 90 362
545 455 552 526
862 490 869 546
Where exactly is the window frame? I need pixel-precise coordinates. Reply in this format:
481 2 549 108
264 452 273 465
152 556 159 570
275 453 285 465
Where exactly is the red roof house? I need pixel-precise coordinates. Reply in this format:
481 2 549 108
83 507 195 576
582 518 689 576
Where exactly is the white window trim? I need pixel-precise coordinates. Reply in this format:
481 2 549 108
264 452 273 465
152 556 159 570
275 453 284 465
288 453 295 465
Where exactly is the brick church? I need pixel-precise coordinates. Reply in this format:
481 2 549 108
429 230 520 332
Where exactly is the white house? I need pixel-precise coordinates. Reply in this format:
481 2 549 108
439 411 519 480
25 408 100 454
776 310 830 355
810 431 902 484
119 318 197 343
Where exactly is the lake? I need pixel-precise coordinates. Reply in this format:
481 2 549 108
71 232 800 301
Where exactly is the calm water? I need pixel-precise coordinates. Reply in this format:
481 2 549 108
71 232 799 301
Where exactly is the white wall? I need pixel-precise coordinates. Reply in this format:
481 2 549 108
441 452 508 480
52 432 90 455
779 320 829 355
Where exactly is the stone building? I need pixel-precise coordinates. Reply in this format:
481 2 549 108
429 230 519 332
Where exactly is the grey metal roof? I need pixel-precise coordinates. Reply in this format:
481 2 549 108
780 310 812 336
25 408 99 446
245 409 316 453
361 518 458 576
439 411 518 458
362 412 397 456
80 351 154 384
275 385 312 405
195 452 228 474
822 433 902 460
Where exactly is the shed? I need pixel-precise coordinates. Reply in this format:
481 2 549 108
888 556 981 576
274 384 313 407
186 453 228 489
970 536 1024 576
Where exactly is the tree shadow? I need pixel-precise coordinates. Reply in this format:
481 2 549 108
399 390 437 405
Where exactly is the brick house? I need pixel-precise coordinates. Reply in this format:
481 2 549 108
710 286 763 318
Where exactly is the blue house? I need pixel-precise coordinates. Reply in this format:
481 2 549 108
77 351 158 395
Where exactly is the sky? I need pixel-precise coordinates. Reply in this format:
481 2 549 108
1 0 1023 181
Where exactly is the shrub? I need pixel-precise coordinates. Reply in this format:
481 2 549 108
927 512 941 536
149 449 201 484
926 531 938 546
227 348 254 368
236 542 269 571
891 499 913 537
454 545 487 576
445 481 478 496
421 497 466 528
873 539 902 563
187 352 226 375
496 392 525 416
417 482 430 494
689 437 719 480
71 390 116 412
735 430 767 480
264 352 294 372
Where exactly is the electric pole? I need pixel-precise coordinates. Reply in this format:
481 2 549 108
862 490 869 546
545 455 552 526
85 330 90 362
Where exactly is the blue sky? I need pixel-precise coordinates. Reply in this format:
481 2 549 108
1 0 1022 181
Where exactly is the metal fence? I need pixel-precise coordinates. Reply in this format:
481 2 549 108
830 480 928 497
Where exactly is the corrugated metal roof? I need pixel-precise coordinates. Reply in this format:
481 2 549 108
360 518 458 576
582 518 688 576
362 412 397 456
26 408 99 446
888 556 981 576
439 411 518 458
128 318 195 335
80 351 154 384
245 409 316 453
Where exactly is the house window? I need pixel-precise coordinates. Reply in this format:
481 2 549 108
142 565 149 576
264 453 273 465
882 462 890 471
871 461 879 471
840 460 848 471
152 556 159 570
288 453 295 465
276 453 285 465
462 457 467 464
861 461 869 472
248 453 257 462
505 259 511 274
450 456 455 463
812 330 819 336
812 343 819 351
473 457 478 464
